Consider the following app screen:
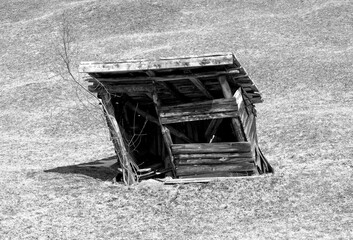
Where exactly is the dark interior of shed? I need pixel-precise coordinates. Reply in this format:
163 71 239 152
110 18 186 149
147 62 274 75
110 93 239 175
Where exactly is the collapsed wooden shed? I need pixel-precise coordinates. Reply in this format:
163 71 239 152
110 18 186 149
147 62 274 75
79 53 273 184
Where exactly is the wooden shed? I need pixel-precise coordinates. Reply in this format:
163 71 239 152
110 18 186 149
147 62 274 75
79 52 273 184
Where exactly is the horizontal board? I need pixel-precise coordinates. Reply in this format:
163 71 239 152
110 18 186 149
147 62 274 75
79 53 234 73
160 98 238 116
159 98 238 124
176 157 254 165
171 142 251 154
176 162 255 176
92 84 154 94
177 172 256 179
161 112 238 124
174 152 253 160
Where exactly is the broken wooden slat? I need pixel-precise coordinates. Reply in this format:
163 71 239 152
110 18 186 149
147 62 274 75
176 162 255 176
171 142 251 154
159 98 238 124
79 53 234 73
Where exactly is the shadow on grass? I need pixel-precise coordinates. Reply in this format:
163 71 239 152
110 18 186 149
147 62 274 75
45 155 118 181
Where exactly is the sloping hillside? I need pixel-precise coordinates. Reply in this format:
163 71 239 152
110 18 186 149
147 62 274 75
1 0 352 239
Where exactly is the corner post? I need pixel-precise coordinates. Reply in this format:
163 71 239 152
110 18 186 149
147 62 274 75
100 92 137 185
218 75 245 142
151 87 176 177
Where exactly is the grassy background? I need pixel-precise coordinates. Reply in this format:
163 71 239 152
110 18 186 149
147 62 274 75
1 0 352 239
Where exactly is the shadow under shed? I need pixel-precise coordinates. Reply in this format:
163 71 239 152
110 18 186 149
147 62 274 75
45 155 118 181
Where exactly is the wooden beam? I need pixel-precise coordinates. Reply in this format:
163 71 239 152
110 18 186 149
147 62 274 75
176 157 254 165
218 75 245 141
124 102 192 143
175 157 254 165
90 84 154 94
79 53 234 73
159 98 238 124
100 93 137 185
89 71 243 82
152 90 176 176
171 142 251 154
176 163 255 176
174 152 254 160
162 175 267 184
189 77 213 99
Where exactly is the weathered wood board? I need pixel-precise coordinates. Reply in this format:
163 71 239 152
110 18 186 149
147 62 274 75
171 142 252 154
81 53 264 105
79 53 234 73
177 163 255 176
234 88 273 173
159 98 238 124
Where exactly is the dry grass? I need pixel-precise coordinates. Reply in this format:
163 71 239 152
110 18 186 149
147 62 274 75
1 0 352 239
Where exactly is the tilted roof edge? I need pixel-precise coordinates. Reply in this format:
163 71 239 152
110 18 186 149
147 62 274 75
78 52 236 73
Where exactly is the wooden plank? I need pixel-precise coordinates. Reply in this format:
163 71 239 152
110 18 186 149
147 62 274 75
162 112 237 124
152 90 176 176
98 84 154 94
178 172 254 179
189 77 213 99
79 53 234 73
90 71 240 83
176 162 255 176
249 118 258 149
171 142 251 154
243 113 255 139
176 157 254 165
234 89 248 125
160 98 238 116
218 76 245 141
174 152 253 160
159 98 238 124
162 175 266 184
235 88 256 144
100 93 137 185
257 147 274 173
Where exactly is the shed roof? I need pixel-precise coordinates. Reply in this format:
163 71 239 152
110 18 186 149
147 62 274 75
79 52 264 104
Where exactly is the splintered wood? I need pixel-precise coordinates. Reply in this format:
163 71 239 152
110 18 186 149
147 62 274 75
79 52 273 183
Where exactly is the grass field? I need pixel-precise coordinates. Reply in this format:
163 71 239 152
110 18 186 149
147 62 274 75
1 0 352 239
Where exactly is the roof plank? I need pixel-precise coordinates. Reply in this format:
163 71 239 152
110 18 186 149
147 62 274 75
79 53 234 73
